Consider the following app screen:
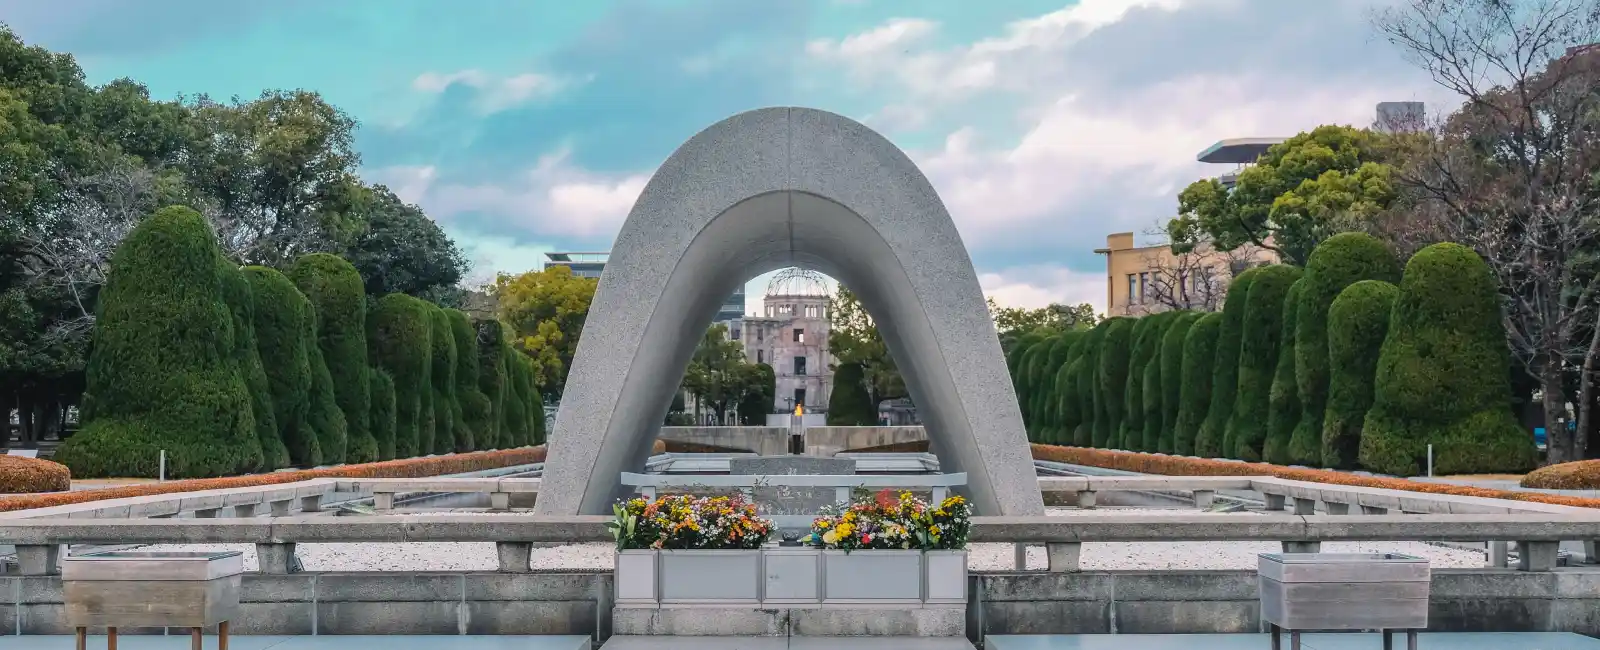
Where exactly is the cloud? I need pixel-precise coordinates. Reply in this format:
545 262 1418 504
980 265 1107 312
411 69 570 113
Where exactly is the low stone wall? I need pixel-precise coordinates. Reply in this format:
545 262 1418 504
5 567 1597 638
655 426 926 456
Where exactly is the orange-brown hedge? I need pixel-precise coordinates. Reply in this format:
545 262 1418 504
0 456 73 493
1521 460 1600 490
0 446 547 513
1032 444 1600 509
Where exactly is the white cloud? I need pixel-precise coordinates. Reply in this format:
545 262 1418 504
980 265 1108 312
410 69 567 113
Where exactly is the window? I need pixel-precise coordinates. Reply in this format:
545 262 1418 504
730 328 741 340
793 328 804 343
805 305 818 318
794 356 807 376
1176 271 1189 303
757 350 765 364
757 328 764 342
1138 272 1150 304
1127 274 1138 306
766 305 775 317
794 388 807 408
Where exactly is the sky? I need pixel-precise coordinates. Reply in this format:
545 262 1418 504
2 0 1455 315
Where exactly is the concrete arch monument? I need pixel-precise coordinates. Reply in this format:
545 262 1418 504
534 107 1045 517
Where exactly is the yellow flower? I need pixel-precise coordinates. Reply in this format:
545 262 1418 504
929 525 941 536
836 522 854 537
822 530 839 544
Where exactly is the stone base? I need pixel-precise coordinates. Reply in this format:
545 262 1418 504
728 456 858 535
612 606 965 637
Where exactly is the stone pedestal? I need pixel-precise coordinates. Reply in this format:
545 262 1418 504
728 456 856 534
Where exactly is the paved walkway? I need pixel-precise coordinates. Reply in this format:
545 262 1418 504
3 636 591 649
986 632 1600 649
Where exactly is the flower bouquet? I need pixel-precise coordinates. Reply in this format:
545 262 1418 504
609 494 774 551
806 489 972 551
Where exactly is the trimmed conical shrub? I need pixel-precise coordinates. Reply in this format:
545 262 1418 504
426 304 463 454
1122 317 1159 451
1038 334 1078 442
305 328 349 465
475 319 511 449
369 368 397 460
1227 264 1302 462
369 293 432 459
1196 267 1259 458
1158 312 1201 454
1139 312 1180 452
289 253 375 464
244 266 322 468
1052 336 1087 444
1295 233 1401 465
828 362 877 425
1174 313 1222 456
1071 323 1108 447
502 347 530 446
56 206 263 478
1017 337 1052 436
1096 318 1135 448
447 309 492 449
1324 280 1398 469
220 263 287 470
1361 244 1537 475
1265 278 1306 466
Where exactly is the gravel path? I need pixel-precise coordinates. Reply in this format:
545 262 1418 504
137 507 1488 572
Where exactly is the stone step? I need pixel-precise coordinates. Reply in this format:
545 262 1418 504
600 636 976 650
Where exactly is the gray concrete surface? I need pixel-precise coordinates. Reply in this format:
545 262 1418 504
535 107 1044 518
2 636 593 649
985 633 1600 649
657 426 926 456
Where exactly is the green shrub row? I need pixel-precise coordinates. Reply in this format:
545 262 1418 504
54 206 545 478
1010 233 1536 476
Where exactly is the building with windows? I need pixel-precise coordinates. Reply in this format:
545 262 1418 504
730 268 835 414
544 251 745 323
1096 233 1276 316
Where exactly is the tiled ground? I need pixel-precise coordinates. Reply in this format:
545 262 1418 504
2 635 592 650
986 633 1600 650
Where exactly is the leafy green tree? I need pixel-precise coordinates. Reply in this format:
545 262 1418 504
368 293 432 459
828 362 877 426
289 253 375 463
343 185 470 301
1324 280 1398 469
1361 244 1538 475
54 207 263 478
1137 313 1179 452
1096 318 1135 448
426 304 462 453
501 346 530 445
1069 323 1108 447
1175 313 1223 456
830 285 907 407
369 368 397 459
1015 338 1053 435
495 265 597 396
244 266 321 467
1227 264 1302 462
1166 125 1400 265
474 319 512 449
738 363 776 425
989 300 1099 355
218 263 288 470
1157 312 1201 453
1196 268 1259 458
1038 333 1080 442
1265 279 1306 465
682 323 758 424
304 319 349 464
447 309 493 449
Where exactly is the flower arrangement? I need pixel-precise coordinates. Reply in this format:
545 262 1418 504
608 494 775 551
806 489 971 551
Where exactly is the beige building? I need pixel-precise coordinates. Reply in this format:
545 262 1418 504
1095 232 1277 317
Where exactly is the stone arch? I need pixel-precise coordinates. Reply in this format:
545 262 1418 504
534 107 1044 516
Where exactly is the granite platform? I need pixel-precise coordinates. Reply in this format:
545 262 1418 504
0 635 592 649
985 632 1600 649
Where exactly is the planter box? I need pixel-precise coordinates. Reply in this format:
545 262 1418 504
62 551 244 629
614 547 968 608
1258 552 1430 631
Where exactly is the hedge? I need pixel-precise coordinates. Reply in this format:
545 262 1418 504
1016 337 1052 434
1039 334 1078 442
427 304 463 454
1196 267 1258 459
1138 312 1179 453
0 455 71 493
1361 243 1537 476
289 253 375 464
1323 280 1398 470
1070 323 1108 447
829 362 877 426
476 319 511 450
305 327 350 465
1264 278 1305 466
1294 233 1402 468
369 293 432 460
446 309 493 449
1158 312 1201 454
1122 316 1159 451
219 262 288 471
55 207 263 479
369 368 397 459
502 346 531 447
1052 336 1086 444
0 447 548 512
245 266 322 468
1227 264 1302 462
1521 460 1600 490
1095 318 1135 448
1174 313 1222 457
1029 444 1600 509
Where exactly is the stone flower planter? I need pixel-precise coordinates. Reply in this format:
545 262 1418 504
614 547 968 608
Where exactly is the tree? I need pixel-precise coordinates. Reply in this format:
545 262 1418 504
501 347 530 445
830 285 907 407
53 207 263 478
304 315 349 465
1017 337 1054 435
289 253 375 464
426 304 462 453
475 319 512 450
1324 280 1399 470
1157 312 1201 453
1196 267 1260 458
495 265 597 396
368 293 432 459
1069 323 1107 447
1265 279 1306 466
1139 313 1180 452
245 266 322 467
991 300 1098 354
447 309 493 449
739 363 776 425
1096 318 1136 448
682 324 758 424
343 185 470 302
1226 265 1302 462
1375 0 1600 462
1121 315 1159 450
1175 313 1223 456
1039 333 1081 442
1361 244 1538 475
369 368 397 460
828 362 877 426
1167 125 1402 266
219 263 288 470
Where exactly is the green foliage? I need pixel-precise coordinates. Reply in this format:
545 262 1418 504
1293 232 1402 467
1226 264 1302 462
243 266 321 468
1361 244 1537 476
494 265 597 396
343 186 469 301
289 253 375 464
1121 318 1160 450
519 355 545 444
368 293 432 459
738 363 776 426
1134 312 1179 452
475 319 511 450
426 305 462 454
1196 268 1259 458
502 346 530 447
1324 280 1398 470
446 309 493 449
1096 318 1135 448
218 262 288 470
1265 279 1306 465
1070 324 1107 447
1017 337 1053 436
1175 313 1223 456
991 300 1098 357
1039 333 1080 443
54 207 263 478
832 285 907 406
304 326 349 465
828 362 878 426
368 368 396 459
681 323 762 425
1157 312 1200 454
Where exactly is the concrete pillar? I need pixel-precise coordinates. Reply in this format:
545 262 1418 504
490 492 511 511
1282 541 1321 554
1076 490 1097 509
1360 505 1388 515
1264 493 1286 511
256 543 299 575
1489 541 1510 568
270 500 293 517
300 495 323 513
1324 502 1350 515
194 508 220 518
497 542 532 573
1046 543 1081 573
233 503 258 518
15 545 60 576
374 492 395 511
1013 544 1028 570
1193 490 1215 509
1291 498 1316 515
1518 541 1559 572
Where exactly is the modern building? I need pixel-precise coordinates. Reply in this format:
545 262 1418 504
544 251 745 323
730 268 836 415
